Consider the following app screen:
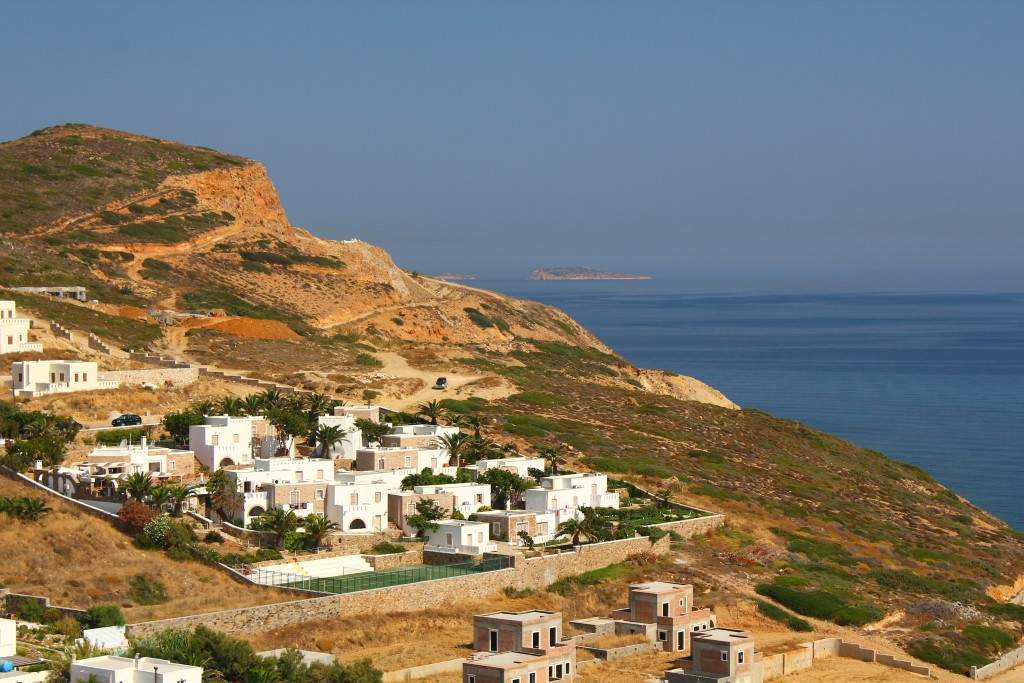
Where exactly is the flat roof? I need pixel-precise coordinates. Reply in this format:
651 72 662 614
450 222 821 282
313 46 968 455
630 581 689 594
693 628 754 644
479 610 558 623
469 650 546 668
74 655 199 674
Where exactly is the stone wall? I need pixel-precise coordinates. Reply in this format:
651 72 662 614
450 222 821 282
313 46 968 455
761 638 931 681
365 549 422 571
127 534 672 637
580 641 659 661
971 645 1024 680
99 367 199 387
381 658 465 682
649 513 725 539
1 590 86 620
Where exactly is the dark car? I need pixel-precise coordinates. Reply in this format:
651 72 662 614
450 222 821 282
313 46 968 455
112 413 143 427
433 377 448 390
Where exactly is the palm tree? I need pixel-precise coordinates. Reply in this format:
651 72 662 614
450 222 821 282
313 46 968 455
301 513 339 549
218 396 245 417
259 389 284 411
462 414 485 439
539 445 565 475
556 518 590 546
242 394 264 416
191 400 216 417
165 483 200 517
417 400 446 425
438 431 471 468
13 498 51 521
304 392 334 419
149 485 173 512
123 472 154 502
258 507 298 549
314 424 345 458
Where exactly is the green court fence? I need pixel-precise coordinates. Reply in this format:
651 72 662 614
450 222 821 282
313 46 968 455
246 556 513 595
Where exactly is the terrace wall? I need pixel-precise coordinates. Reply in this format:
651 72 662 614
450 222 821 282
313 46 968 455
649 513 725 539
126 534 671 637
99 367 198 387
760 638 931 681
971 645 1024 680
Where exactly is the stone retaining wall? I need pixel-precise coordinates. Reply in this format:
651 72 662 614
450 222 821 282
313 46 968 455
365 549 422 571
649 513 725 539
761 638 930 681
381 658 465 682
971 644 1024 680
580 641 659 661
127 534 672 637
1 590 86 621
99 367 199 387
87 333 112 355
50 321 73 341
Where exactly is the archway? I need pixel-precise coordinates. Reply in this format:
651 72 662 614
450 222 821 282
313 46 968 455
348 518 367 530
248 506 266 518
218 458 235 468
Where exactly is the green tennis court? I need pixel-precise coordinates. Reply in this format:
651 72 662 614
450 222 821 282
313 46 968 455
276 557 511 594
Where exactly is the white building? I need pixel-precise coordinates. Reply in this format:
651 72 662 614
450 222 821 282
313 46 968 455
476 509 559 546
0 301 42 355
424 519 495 555
523 473 619 523
224 457 336 526
314 412 362 459
324 471 392 532
0 618 14 658
75 438 198 488
388 481 490 535
354 446 451 473
70 655 203 683
189 415 280 470
382 423 461 449
467 456 547 480
11 360 118 397
335 404 380 424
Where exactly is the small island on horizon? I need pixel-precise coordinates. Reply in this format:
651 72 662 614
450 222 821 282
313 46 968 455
530 266 653 281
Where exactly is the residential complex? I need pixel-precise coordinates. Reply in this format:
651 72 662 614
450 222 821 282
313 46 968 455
70 655 203 683
354 446 449 473
0 301 42 355
523 473 619 523
666 628 764 683
222 457 336 526
476 509 557 546
425 519 495 554
10 360 118 397
75 438 198 491
388 481 490 534
189 415 281 470
324 471 392 532
466 456 546 479
465 611 576 683
381 423 460 448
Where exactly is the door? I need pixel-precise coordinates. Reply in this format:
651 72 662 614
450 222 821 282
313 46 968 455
678 630 685 651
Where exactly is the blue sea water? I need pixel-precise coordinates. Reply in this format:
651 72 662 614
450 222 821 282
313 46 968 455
477 281 1023 529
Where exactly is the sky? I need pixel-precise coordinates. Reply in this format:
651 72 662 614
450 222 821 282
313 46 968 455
2 2 1022 291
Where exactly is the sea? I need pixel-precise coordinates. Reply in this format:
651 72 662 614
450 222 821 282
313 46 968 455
475 280 1023 530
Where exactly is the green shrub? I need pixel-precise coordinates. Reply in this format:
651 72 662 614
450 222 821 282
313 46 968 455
14 600 46 623
755 582 882 626
354 353 383 368
907 639 988 675
463 307 494 329
962 624 1016 652
367 541 406 555
129 575 169 605
204 530 225 544
755 600 814 632
548 562 630 595
95 428 144 446
82 604 125 629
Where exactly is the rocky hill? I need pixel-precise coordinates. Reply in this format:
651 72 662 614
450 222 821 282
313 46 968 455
2 125 1021 675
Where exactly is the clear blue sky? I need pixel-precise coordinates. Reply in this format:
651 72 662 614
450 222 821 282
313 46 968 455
3 2 1022 291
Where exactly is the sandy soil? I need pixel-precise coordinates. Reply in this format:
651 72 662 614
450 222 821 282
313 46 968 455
374 351 515 411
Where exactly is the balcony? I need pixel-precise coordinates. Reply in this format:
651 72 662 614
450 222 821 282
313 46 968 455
425 542 497 555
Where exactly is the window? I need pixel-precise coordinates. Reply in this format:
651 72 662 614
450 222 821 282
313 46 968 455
488 630 498 652
738 651 745 664
529 674 536 683
404 456 412 467
74 373 79 382
169 460 176 471
467 677 475 683
59 372 65 382
316 470 324 480
316 489 324 500
375 491 382 503
658 630 667 642
350 492 359 505
549 626 557 646
694 625 700 631
296 471 304 482
17 372 22 383
233 433 240 444
50 372 55 383
721 651 728 661
532 631 540 648
662 602 669 617
212 434 220 446
83 372 88 382
512 679 520 683
378 458 385 470
537 522 548 534
475 493 483 503
290 490 300 505
446 533 453 546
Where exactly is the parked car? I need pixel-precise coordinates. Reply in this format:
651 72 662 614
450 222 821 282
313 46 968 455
433 377 448 390
111 413 143 427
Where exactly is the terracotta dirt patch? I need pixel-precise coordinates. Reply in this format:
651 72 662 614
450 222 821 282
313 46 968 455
204 316 302 341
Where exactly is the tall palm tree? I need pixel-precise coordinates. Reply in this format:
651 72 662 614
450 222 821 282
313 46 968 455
539 445 565 475
556 518 590 546
301 513 339 550
149 485 173 512
217 396 245 417
166 483 200 517
258 507 298 549
259 389 283 411
314 424 345 458
191 400 216 417
242 394 264 416
417 400 446 426
462 414 485 440
438 431 470 468
304 392 334 419
123 472 154 502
